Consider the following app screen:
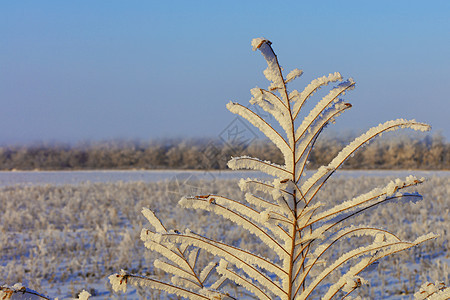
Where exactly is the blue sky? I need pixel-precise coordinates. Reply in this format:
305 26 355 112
1 1 449 144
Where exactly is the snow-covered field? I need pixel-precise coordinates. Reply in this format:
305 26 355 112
0 170 448 299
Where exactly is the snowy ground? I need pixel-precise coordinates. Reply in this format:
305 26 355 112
0 170 448 299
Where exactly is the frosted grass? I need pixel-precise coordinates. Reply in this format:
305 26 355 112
0 172 448 299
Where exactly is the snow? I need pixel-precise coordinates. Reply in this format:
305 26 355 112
228 155 290 178
291 72 343 119
217 259 272 300
226 102 292 159
414 281 450 300
294 78 355 143
0 170 276 187
1 169 448 187
249 87 294 147
251 38 267 51
0 170 448 299
285 68 303 84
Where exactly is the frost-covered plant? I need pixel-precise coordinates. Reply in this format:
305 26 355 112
0 283 50 300
414 281 450 300
0 283 91 300
109 38 438 299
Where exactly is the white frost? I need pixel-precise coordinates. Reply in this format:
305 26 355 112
251 37 267 51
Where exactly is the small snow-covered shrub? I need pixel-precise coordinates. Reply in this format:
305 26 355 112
0 283 91 300
103 38 441 299
414 281 450 300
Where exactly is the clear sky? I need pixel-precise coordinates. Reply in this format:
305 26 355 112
1 1 449 145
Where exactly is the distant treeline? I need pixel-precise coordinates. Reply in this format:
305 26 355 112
0 134 448 170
